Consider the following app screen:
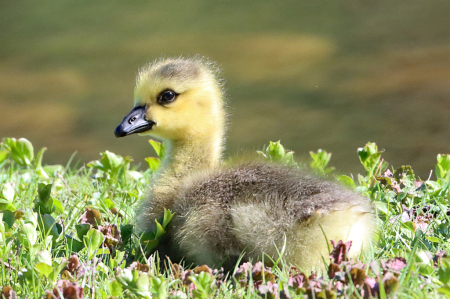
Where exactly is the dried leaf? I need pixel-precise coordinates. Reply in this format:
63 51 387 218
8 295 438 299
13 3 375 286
99 224 123 248
382 272 399 294
413 214 432 233
327 263 341 279
182 269 194 287
1 286 17 299
258 281 279 299
434 250 448 267
171 263 184 279
80 208 103 227
330 240 352 264
252 261 276 283
129 261 150 273
393 165 415 182
13 210 24 220
348 267 367 286
414 181 423 189
288 272 309 290
67 255 81 276
401 204 415 222
46 280 83 299
193 264 212 275
234 262 251 287
61 270 74 281
381 257 407 275
362 277 379 299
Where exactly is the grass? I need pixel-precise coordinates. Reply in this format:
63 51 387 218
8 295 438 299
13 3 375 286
1 137 450 298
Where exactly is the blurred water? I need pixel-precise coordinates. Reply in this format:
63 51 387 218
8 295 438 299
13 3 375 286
1 1 449 177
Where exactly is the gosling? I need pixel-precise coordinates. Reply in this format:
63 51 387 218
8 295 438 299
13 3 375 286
114 57 375 270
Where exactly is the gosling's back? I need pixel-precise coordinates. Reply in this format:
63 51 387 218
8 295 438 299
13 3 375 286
143 162 374 270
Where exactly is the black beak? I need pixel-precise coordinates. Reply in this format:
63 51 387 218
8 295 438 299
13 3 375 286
114 106 155 138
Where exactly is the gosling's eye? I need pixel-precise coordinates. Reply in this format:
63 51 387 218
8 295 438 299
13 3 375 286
158 90 177 105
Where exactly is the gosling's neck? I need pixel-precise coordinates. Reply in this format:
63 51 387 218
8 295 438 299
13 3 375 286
147 130 224 216
163 136 223 177
155 120 225 188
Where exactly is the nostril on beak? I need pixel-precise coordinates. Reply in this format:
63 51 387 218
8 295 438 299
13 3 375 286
129 116 137 124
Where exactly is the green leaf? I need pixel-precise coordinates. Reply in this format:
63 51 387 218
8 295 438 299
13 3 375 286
116 268 134 286
436 164 446 180
16 138 35 165
154 221 165 239
150 275 167 298
0 214 4 234
438 258 450 284
35 262 54 278
139 209 174 255
162 208 175 229
0 203 16 212
145 157 161 172
393 165 415 182
33 183 54 214
0 150 7 164
17 223 37 247
38 214 61 242
42 165 64 177
35 249 52 266
76 223 91 240
310 149 331 169
120 224 134 246
3 138 35 166
437 154 450 174
103 151 124 171
142 239 159 254
415 250 433 264
426 236 440 243
401 221 416 233
357 142 385 176
35 147 49 178
52 198 64 214
258 141 297 166
102 197 115 209
135 272 151 293
109 280 123 296
88 150 132 180
438 286 450 296
1 183 15 202
337 175 356 188
97 247 111 256
84 228 105 259
190 271 213 297
374 202 389 215
85 228 105 248
281 152 294 165
267 141 285 161
66 235 84 252
149 139 165 159
3 138 33 166
35 147 47 170
50 260 69 282
1 210 15 230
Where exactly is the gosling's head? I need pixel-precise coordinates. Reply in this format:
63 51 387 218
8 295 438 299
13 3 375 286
115 57 225 142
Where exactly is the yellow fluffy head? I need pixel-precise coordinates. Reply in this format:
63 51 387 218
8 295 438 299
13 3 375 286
133 57 225 142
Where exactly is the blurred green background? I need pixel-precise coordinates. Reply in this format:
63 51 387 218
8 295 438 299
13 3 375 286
1 0 449 177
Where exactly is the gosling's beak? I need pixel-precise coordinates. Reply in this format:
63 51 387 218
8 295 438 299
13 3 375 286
114 106 155 138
